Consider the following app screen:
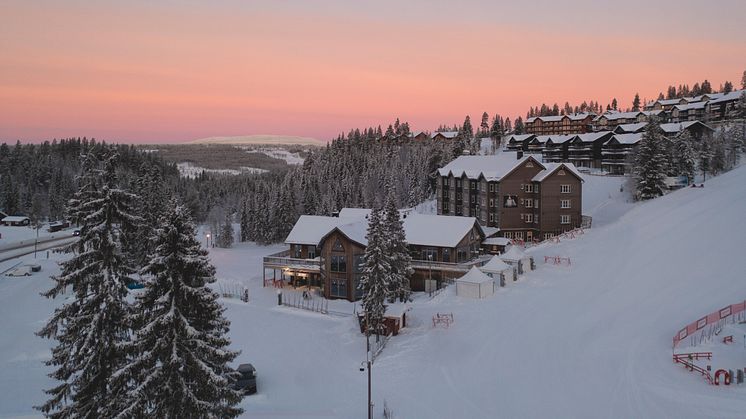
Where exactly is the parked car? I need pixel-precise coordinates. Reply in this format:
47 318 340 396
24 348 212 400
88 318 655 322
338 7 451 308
233 364 257 395
28 264 41 272
6 266 32 277
126 280 145 290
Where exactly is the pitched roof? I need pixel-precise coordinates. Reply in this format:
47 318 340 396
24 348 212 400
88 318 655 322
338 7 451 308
526 113 594 123
403 214 481 248
544 134 576 145
613 122 647 133
1 215 30 222
607 133 643 145
506 134 535 143
574 132 613 143
594 111 644 122
708 89 745 104
480 255 511 273
659 121 713 134
285 215 363 245
457 266 493 284
532 163 584 182
437 153 539 181
672 102 707 111
433 131 459 139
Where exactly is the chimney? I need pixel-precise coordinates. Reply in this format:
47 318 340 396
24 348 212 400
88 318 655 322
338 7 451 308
517 151 523 160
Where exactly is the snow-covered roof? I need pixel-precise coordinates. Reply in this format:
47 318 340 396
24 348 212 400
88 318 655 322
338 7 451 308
480 255 511 273
500 245 527 261
1 216 29 222
532 163 584 182
433 131 459 139
673 102 707 111
659 121 712 134
285 215 363 245
544 134 578 145
608 133 643 145
506 134 535 143
531 135 552 144
482 237 511 246
481 226 500 237
457 266 493 284
656 98 686 106
614 122 647 133
437 154 535 181
574 132 612 143
403 214 480 248
526 113 594 123
594 111 644 122
708 89 745 104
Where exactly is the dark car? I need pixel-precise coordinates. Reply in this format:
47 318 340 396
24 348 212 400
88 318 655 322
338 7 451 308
72 229 81 236
233 363 257 395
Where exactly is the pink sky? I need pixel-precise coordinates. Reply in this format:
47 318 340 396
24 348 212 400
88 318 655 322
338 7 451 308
1 1 745 144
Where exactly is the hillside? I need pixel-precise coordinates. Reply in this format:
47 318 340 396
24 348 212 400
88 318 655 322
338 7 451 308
189 135 323 145
1 168 745 418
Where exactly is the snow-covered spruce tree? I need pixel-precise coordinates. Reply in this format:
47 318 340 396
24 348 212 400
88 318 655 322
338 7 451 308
358 206 390 337
37 151 141 418
217 213 235 248
698 137 713 181
382 183 413 303
672 131 697 183
113 200 242 419
633 119 668 200
710 132 727 175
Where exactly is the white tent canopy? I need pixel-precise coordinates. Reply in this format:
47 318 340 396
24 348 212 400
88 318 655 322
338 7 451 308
480 255 516 285
456 267 495 299
500 245 533 275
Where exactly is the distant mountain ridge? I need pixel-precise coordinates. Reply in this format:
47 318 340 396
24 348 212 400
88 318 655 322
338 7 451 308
189 134 323 145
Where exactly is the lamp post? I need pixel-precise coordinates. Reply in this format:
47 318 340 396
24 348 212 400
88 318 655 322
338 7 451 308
427 253 433 297
34 222 40 259
205 233 211 249
361 311 372 419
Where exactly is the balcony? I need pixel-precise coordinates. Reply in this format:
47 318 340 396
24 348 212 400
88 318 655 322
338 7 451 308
263 249 322 272
410 254 491 273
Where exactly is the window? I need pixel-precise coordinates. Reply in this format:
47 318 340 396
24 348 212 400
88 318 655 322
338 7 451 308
525 214 533 223
489 213 494 222
504 232 513 239
308 246 317 259
489 184 494 192
456 179 462 188
421 248 437 261
330 279 347 298
471 196 475 203
442 248 450 263
330 255 347 272
489 199 494 208
293 246 302 258
443 178 449 186
544 233 554 240
525 184 533 193
504 195 518 208
561 184 571 193
561 199 571 209
561 215 571 224
471 181 477 190
333 239 344 252
515 231 524 240
525 199 533 208
535 199 539 208
457 249 469 262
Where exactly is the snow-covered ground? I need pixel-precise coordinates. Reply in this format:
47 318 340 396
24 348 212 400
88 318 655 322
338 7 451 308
2 166 746 418
176 162 268 178
254 147 306 165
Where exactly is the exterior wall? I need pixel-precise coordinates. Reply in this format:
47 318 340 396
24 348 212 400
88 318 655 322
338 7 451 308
537 169 583 239
526 116 593 135
496 159 544 241
319 230 366 301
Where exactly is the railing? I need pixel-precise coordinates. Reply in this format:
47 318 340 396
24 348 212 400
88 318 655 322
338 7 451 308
410 254 490 273
672 300 746 349
672 352 713 384
263 249 322 271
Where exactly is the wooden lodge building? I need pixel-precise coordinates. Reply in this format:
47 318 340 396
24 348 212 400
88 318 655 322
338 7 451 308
524 113 595 136
263 210 487 301
436 153 584 242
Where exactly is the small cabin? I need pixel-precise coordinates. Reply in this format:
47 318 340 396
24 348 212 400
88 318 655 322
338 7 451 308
1 216 30 227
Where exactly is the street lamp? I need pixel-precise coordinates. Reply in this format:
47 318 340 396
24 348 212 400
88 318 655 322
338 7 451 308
205 232 211 249
427 253 433 297
361 310 372 419
34 222 41 259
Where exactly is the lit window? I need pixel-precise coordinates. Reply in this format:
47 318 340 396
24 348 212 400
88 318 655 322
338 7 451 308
561 184 571 193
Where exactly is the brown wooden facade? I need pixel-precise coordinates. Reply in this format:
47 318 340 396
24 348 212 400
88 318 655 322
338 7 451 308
436 156 583 241
525 114 594 136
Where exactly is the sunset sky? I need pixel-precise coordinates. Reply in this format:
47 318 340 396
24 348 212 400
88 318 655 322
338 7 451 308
1 0 745 144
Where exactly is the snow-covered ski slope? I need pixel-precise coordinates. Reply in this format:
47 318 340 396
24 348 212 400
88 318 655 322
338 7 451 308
1 167 745 418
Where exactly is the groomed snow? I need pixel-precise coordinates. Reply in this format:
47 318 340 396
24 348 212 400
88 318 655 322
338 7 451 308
1 166 745 418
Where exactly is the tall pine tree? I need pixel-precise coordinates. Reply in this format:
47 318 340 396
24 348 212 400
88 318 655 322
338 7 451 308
357 207 390 337
382 182 413 303
37 151 141 418
113 200 243 418
633 119 668 200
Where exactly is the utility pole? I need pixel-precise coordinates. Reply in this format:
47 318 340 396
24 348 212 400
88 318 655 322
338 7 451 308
364 311 372 419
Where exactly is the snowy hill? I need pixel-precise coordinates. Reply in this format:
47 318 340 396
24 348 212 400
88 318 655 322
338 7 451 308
189 134 322 145
1 167 745 418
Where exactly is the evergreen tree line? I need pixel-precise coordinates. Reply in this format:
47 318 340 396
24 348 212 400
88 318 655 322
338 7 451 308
0 138 179 223
37 146 243 418
237 121 462 245
633 119 745 200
